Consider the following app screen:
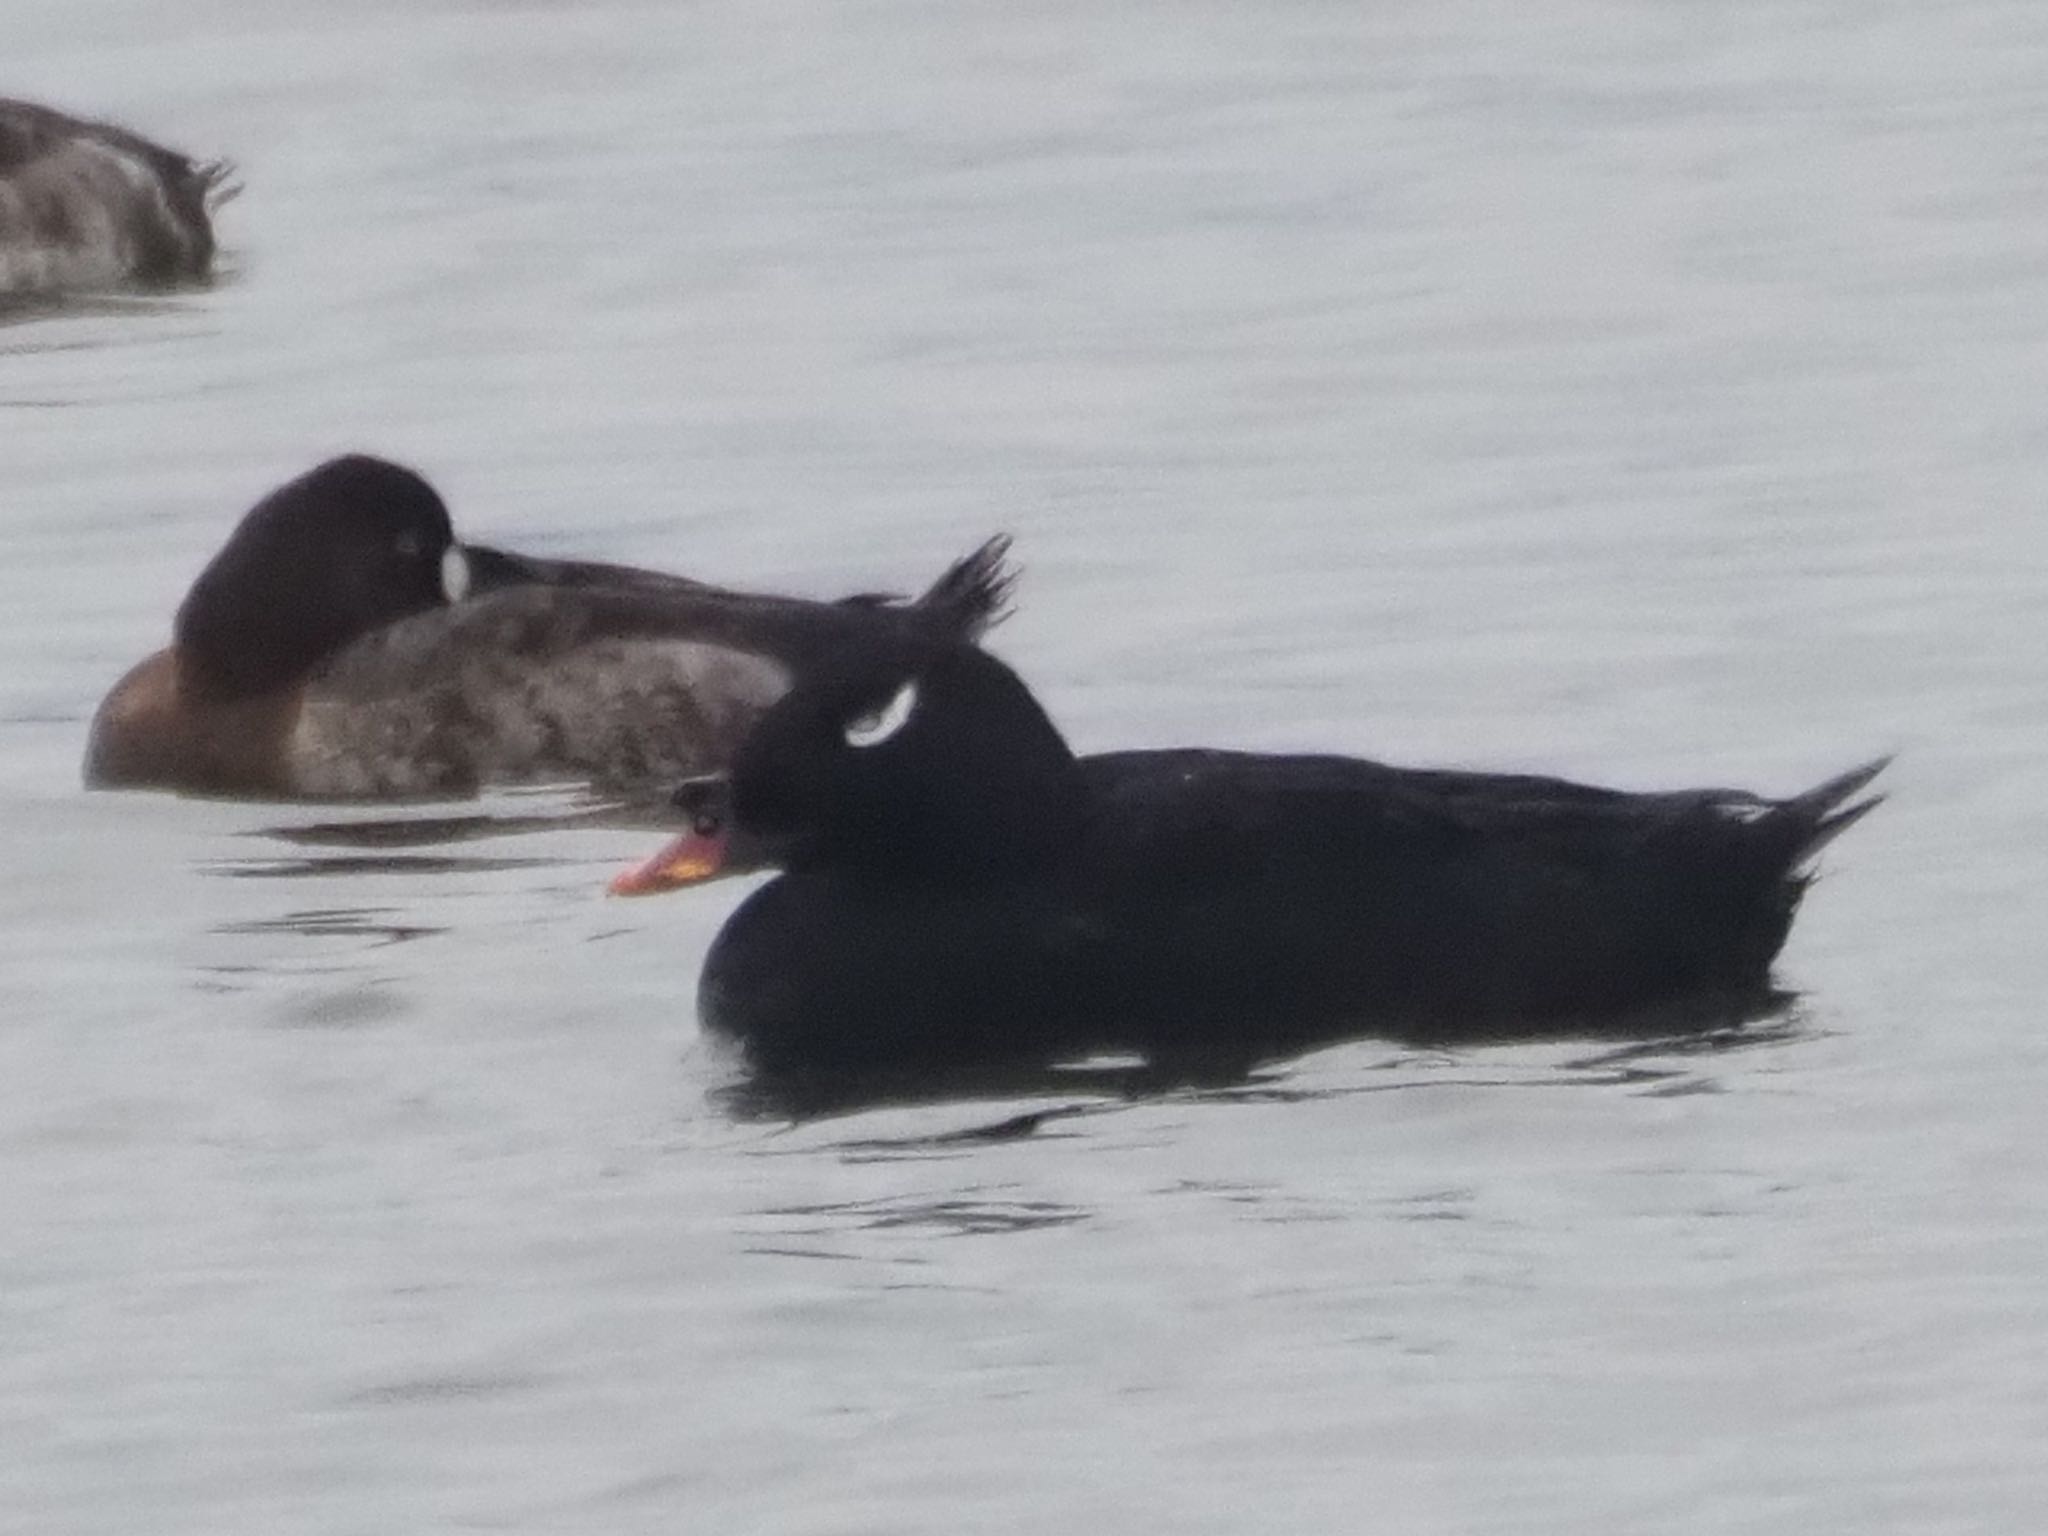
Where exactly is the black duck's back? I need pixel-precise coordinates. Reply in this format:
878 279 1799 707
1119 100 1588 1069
1073 750 1888 1026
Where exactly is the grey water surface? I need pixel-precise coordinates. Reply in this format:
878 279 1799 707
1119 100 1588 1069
3 2 2045 1531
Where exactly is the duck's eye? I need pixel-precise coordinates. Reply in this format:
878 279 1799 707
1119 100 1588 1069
439 545 472 603
843 679 919 749
394 530 423 559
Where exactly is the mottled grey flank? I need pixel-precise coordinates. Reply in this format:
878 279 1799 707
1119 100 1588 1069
0 97 233 297
2 3 2045 1534
293 592 793 796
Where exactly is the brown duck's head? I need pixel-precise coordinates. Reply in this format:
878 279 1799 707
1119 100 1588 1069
172 454 470 700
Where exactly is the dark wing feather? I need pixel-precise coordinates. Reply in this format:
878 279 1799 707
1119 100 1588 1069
1080 749 1738 873
463 534 1014 643
1075 750 1885 1017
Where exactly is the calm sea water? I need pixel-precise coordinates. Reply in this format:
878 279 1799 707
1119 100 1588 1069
4 2 2045 1530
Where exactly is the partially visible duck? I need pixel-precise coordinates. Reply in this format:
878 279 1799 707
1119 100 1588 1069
613 636 1886 1082
0 98 236 299
84 454 1012 799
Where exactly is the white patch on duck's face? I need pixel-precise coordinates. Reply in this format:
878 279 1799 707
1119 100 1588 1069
439 545 472 603
844 679 920 750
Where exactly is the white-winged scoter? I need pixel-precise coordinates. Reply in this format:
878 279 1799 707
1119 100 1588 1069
613 635 1885 1080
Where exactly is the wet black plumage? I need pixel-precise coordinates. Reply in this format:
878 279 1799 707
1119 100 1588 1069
652 641 1884 1079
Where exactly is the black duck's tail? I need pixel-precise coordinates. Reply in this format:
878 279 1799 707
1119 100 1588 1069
1715 755 1887 985
1786 755 1890 867
911 534 1017 642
